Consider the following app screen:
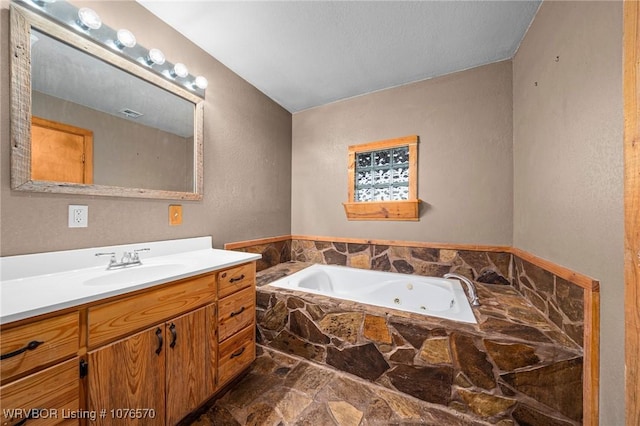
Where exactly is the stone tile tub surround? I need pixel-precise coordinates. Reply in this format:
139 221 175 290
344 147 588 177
225 236 291 272
225 234 600 424
256 262 583 425
226 236 586 346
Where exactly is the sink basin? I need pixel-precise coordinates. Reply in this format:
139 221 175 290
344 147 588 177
83 264 185 286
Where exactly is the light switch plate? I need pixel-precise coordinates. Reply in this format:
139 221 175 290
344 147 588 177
68 205 88 228
169 205 182 226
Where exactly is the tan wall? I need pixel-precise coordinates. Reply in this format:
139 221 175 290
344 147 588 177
512 1 624 423
0 0 292 255
291 60 513 245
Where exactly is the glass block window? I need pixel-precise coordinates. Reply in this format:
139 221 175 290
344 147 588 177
355 146 410 202
344 135 419 220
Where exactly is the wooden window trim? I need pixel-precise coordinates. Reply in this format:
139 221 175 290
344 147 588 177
343 135 420 220
624 0 639 424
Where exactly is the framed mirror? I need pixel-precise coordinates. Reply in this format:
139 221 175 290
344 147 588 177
10 2 204 200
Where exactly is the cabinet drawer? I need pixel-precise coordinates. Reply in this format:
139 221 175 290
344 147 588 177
218 326 255 386
0 358 79 425
88 273 215 348
218 263 255 299
1 312 79 383
218 286 255 342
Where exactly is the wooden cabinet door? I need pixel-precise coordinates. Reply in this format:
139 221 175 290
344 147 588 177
165 306 213 425
87 326 165 425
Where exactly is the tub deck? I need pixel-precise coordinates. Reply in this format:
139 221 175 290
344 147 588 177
256 261 583 425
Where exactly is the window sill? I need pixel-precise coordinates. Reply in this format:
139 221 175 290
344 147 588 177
342 200 420 221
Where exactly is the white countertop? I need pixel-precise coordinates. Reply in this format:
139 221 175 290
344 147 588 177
0 237 261 324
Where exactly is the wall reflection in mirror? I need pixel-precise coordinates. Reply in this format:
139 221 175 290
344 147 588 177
31 29 195 192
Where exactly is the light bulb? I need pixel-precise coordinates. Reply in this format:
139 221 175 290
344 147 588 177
115 29 136 49
146 48 165 66
77 7 102 31
194 76 208 90
171 63 189 78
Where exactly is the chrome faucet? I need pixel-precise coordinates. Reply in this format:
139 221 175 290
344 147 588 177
95 248 150 270
121 251 132 264
443 273 481 306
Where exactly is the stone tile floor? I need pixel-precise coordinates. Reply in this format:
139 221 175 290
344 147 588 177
189 345 496 426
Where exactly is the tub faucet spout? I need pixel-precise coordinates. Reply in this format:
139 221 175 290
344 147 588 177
443 273 480 306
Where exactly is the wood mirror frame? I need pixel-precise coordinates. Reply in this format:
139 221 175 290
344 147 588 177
9 3 204 200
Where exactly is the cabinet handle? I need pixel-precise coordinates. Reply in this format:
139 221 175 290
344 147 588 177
169 323 177 348
155 328 163 355
230 347 245 359
229 274 245 283
229 306 246 317
0 340 44 360
13 409 37 426
15 417 30 426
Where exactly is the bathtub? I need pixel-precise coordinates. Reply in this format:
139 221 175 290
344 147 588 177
267 264 477 324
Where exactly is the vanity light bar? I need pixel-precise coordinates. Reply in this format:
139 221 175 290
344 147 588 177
16 0 207 98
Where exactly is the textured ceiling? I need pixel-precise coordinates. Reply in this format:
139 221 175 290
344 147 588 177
138 1 541 113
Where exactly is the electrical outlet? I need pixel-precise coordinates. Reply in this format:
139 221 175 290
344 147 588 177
68 205 88 228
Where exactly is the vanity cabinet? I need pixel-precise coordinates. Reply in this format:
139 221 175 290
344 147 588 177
0 312 80 425
216 264 256 387
0 260 257 426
